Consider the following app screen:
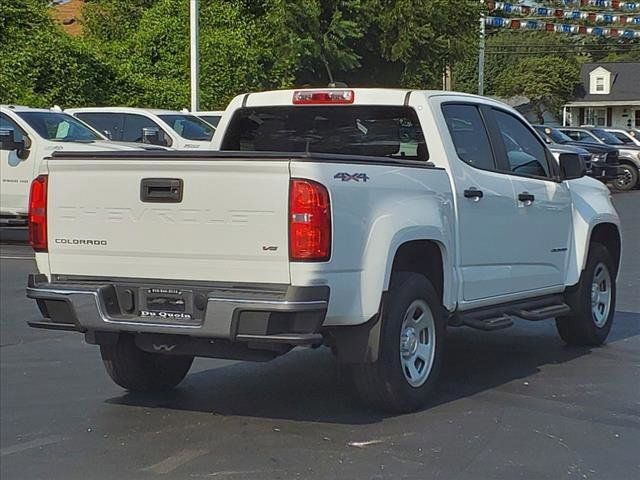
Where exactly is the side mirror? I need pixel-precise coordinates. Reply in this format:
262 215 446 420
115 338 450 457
559 153 586 180
103 130 113 140
142 127 161 145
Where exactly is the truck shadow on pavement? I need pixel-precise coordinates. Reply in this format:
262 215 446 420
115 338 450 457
106 311 639 425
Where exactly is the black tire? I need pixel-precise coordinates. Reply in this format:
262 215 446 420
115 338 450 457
612 163 638 192
556 242 616 346
349 272 446 413
100 334 193 392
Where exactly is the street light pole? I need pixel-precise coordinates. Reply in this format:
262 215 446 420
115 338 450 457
190 0 200 112
478 2 485 96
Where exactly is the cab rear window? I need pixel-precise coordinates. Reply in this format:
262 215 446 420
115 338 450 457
220 106 428 161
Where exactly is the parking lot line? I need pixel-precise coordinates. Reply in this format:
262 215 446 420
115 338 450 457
0 435 66 457
142 448 209 475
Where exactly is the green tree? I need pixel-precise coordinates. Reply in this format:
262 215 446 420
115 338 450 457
80 0 299 109
493 56 580 123
0 0 119 107
371 0 481 88
269 0 365 84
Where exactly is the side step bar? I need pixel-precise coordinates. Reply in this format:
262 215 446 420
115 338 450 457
450 295 571 332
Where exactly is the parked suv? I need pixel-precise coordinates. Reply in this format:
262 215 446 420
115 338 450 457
533 125 618 183
27 89 621 413
559 126 640 190
67 107 215 149
604 128 640 147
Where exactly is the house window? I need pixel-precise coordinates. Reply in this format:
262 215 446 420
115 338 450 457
585 108 607 127
589 67 610 95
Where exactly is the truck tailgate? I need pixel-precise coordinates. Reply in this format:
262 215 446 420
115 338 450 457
46 158 291 284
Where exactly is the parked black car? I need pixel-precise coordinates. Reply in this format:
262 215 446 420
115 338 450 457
558 126 640 191
533 125 620 184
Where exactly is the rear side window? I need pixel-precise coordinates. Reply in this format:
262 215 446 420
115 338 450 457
200 115 221 127
75 113 123 140
441 104 495 170
220 106 428 161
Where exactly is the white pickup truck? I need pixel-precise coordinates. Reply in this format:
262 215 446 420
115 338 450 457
26 89 621 412
1 106 159 225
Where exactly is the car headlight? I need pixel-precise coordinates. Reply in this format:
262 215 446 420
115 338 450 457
591 153 606 162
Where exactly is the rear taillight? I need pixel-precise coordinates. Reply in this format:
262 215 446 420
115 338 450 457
28 175 48 252
289 179 331 262
292 90 354 105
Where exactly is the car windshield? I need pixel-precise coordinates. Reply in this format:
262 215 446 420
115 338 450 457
16 111 102 142
592 129 624 145
221 106 428 161
609 131 633 144
536 126 573 144
158 114 214 141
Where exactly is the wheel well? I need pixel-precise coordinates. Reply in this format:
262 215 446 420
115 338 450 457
391 240 444 302
590 223 621 275
619 158 639 170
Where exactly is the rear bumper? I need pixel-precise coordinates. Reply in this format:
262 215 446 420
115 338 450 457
26 274 328 346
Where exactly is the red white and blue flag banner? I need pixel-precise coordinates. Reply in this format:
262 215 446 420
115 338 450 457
555 1 640 9
489 1 640 13
491 2 640 23
485 15 640 37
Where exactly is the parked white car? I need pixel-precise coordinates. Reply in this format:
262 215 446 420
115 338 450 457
66 107 215 149
27 89 620 412
0 105 157 224
193 110 225 129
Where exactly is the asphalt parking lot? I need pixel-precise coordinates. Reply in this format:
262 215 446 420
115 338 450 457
1 191 638 480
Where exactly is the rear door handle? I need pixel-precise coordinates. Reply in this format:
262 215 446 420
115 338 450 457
464 188 483 201
518 192 535 204
140 178 183 203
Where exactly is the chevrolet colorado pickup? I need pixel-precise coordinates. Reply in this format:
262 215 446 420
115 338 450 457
26 89 621 412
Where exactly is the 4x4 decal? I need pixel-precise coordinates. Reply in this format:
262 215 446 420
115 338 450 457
334 172 370 183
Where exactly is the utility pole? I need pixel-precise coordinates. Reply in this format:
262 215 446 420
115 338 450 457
190 0 200 111
478 1 485 96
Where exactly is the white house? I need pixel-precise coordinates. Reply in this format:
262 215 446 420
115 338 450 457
563 62 640 129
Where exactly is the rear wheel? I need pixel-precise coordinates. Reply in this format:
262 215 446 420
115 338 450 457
349 272 446 413
612 163 638 191
556 242 616 346
100 334 193 392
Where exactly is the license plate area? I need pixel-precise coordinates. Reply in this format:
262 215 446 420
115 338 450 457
139 287 194 321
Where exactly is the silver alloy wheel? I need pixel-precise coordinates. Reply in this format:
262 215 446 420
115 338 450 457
591 262 612 328
399 299 436 388
614 165 633 189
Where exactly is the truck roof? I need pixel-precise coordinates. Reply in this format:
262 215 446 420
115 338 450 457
236 88 491 108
